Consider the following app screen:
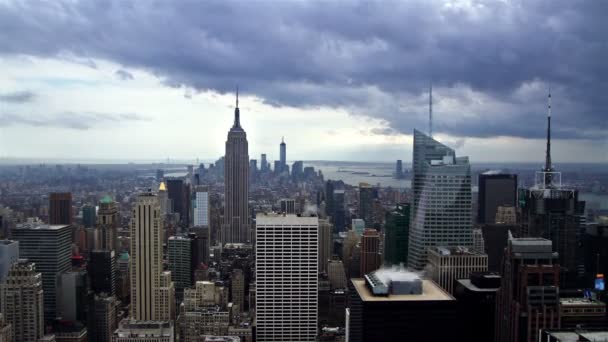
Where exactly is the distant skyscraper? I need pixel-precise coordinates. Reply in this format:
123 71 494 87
12 222 71 321
82 204 96 228
324 181 335 218
318 219 332 274
261 153 268 172
158 181 169 215
0 240 19 282
358 183 375 226
332 190 346 233
168 236 193 299
383 203 410 266
279 198 296 214
477 173 517 224
395 160 404 179
256 214 318 342
49 192 72 225
0 259 44 342
156 169 164 182
192 186 210 227
88 293 117 342
351 219 365 236
223 91 250 244
495 234 560 342
89 249 116 295
407 129 473 270
166 179 189 227
280 137 286 173
97 195 119 251
360 229 381 275
130 191 173 321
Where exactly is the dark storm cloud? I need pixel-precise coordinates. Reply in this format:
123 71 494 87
0 112 148 130
0 0 606 139
0 91 35 103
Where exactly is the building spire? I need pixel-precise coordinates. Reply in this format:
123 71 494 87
281 136 285 144
429 82 433 138
543 90 553 187
233 86 240 128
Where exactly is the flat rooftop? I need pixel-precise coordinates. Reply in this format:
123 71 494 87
256 213 318 226
352 278 454 302
14 223 70 230
456 279 500 292
560 298 606 306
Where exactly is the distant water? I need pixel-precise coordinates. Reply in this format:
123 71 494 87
304 161 410 188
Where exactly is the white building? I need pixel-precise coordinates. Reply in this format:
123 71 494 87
428 246 488 294
193 187 210 227
112 319 174 342
256 214 318 342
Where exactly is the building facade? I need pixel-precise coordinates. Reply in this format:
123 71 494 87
428 246 488 294
49 192 72 225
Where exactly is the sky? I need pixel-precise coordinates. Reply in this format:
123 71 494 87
0 0 606 163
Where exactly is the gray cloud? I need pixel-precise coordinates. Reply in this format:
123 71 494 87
115 69 134 81
0 91 36 103
0 111 148 129
0 1 606 140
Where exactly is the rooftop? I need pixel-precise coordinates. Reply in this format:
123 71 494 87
256 213 318 225
352 278 454 302
456 279 500 292
560 298 606 307
431 246 485 256
15 223 70 230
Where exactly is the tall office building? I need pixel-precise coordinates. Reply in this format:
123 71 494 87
57 269 88 322
82 204 96 228
231 269 245 313
88 293 117 342
223 91 250 244
427 246 488 294
318 219 332 274
346 268 460 341
360 229 381 275
495 234 560 342
520 95 585 287
12 222 71 321
168 236 193 299
279 198 296 214
49 192 72 225
407 129 473 270
358 183 375 226
158 181 169 215
291 160 303 182
351 219 365 236
256 214 318 342
193 186 210 227
97 195 119 251
156 271 176 321
167 179 189 227
0 259 44 342
332 190 346 233
395 159 404 179
261 153 268 172
0 240 19 282
279 137 287 173
89 249 116 295
477 173 518 224
454 272 501 342
324 181 335 218
383 203 410 266
130 191 174 321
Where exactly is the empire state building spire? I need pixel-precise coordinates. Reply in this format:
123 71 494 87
233 86 241 128
543 91 554 187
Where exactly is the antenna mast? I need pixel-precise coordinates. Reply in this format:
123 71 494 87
429 83 433 138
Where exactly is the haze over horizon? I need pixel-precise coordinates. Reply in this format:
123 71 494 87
0 1 606 163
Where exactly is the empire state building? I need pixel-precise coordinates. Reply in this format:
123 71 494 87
223 91 250 244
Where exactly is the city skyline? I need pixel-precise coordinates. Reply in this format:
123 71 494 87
0 1 606 163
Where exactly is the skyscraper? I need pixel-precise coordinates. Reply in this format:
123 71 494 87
97 195 119 252
261 153 268 172
130 190 173 321
166 179 189 227
82 204 96 228
358 183 375 226
192 186 210 227
407 129 473 270
360 228 381 275
0 240 19 282
495 234 560 342
223 91 250 244
256 214 318 342
49 192 72 225
88 293 118 342
383 203 410 265
231 269 245 313
477 173 517 224
168 236 193 299
12 222 71 321
89 249 116 295
395 159 404 179
318 219 333 274
332 189 346 233
0 259 45 342
280 136 286 173
427 246 488 294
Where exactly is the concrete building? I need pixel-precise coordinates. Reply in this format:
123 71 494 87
231 269 244 313
0 314 13 342
477 173 517 224
346 268 459 341
223 92 250 244
178 281 230 340
49 192 72 225
112 319 174 342
256 214 318 342
0 240 19 282
156 271 176 321
360 229 381 276
12 222 71 321
318 219 332 274
495 234 561 342
454 272 501 342
407 130 473 270
130 191 174 321
57 269 88 322
88 293 117 342
0 259 44 342
97 195 119 252
428 246 488 294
